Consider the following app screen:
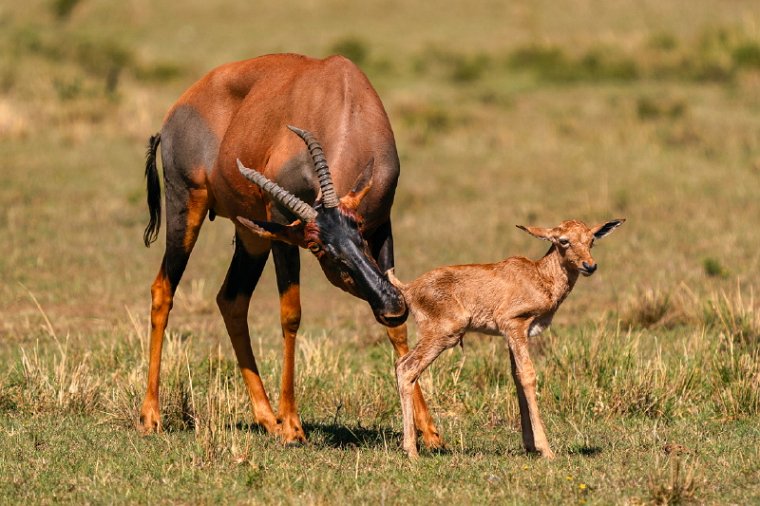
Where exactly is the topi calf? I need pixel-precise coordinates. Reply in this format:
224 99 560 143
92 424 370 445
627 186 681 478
388 218 624 459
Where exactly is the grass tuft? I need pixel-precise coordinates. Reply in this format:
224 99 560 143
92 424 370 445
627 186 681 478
702 289 759 349
637 96 688 121
647 457 699 505
621 287 693 329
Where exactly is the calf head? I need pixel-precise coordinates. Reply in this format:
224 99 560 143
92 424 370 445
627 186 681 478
236 126 407 327
517 219 625 276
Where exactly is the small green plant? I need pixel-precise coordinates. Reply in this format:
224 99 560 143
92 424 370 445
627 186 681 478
395 100 454 145
508 44 566 72
329 36 369 66
702 257 728 278
449 54 489 83
648 32 678 51
732 41 760 69
51 0 84 20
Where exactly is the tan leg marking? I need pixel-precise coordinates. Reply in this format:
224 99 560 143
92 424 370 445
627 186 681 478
277 283 306 443
140 188 208 434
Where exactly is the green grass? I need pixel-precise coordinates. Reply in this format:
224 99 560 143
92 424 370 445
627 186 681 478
2 0 760 503
2 321 759 503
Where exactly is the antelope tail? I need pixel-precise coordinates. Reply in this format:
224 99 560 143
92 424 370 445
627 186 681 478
143 133 162 247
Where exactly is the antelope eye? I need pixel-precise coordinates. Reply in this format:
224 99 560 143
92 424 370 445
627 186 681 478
308 242 322 253
558 237 570 247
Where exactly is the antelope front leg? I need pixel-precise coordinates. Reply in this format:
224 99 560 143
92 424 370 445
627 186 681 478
507 327 554 459
272 243 306 444
217 243 281 436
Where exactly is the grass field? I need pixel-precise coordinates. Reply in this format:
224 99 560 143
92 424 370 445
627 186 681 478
1 0 760 503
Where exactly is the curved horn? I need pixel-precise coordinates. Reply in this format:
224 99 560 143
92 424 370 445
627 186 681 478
287 125 340 209
237 159 318 222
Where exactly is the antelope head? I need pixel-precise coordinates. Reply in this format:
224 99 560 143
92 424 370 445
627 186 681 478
517 219 625 276
236 126 407 327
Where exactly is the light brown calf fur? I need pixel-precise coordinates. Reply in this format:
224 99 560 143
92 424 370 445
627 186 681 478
388 218 624 459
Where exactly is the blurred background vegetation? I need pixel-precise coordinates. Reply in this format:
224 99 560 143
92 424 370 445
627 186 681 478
2 0 759 339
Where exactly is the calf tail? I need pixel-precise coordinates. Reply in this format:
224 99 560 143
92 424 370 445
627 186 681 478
143 133 162 247
386 268 407 292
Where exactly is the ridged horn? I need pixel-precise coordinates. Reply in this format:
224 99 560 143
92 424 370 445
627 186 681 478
237 159 318 222
287 125 340 209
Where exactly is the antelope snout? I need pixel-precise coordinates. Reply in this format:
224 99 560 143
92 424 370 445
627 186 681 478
581 261 597 276
375 299 409 327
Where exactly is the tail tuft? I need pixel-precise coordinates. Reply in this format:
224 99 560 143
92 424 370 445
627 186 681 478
143 133 162 247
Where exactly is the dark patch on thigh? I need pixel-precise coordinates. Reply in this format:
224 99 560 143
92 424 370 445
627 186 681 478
161 104 220 185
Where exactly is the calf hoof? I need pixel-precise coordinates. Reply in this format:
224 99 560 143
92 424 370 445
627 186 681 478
538 447 556 460
405 447 420 461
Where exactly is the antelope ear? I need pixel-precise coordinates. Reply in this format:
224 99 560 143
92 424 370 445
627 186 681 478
340 158 374 210
516 225 554 241
591 219 625 239
237 217 305 246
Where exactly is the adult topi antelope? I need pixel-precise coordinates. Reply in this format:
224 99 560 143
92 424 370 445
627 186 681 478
389 219 624 459
140 53 441 447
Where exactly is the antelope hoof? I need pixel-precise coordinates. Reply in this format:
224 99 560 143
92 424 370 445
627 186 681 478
254 415 283 437
280 415 307 445
139 402 161 434
422 429 445 450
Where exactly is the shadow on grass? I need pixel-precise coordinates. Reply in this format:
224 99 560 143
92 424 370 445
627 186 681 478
566 445 604 457
232 421 275 435
304 422 398 449
230 420 601 458
231 420 396 450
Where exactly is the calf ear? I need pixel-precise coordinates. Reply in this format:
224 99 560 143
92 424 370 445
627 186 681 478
340 158 374 210
592 219 625 239
516 225 554 241
237 217 305 246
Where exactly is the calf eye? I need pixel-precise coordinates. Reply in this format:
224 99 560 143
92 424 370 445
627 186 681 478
558 237 570 247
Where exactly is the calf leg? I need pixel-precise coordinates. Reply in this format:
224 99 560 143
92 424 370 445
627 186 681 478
387 325 443 449
395 328 462 459
370 221 443 449
507 328 554 459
